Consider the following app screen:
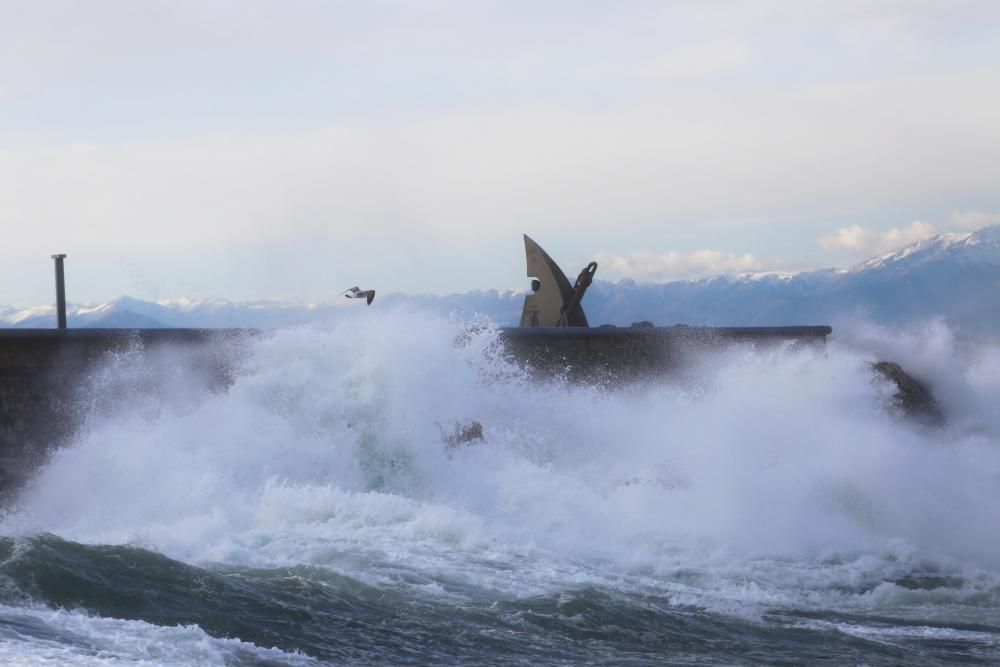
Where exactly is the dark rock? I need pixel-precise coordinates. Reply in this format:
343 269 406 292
440 420 484 448
872 361 945 427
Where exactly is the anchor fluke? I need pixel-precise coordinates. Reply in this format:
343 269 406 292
519 235 592 327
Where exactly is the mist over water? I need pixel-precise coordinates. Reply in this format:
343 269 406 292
2 308 1000 664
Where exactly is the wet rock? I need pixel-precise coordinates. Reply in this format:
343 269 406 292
440 420 484 448
872 361 945 427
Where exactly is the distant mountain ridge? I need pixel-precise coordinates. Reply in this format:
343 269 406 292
3 225 999 335
580 225 1000 331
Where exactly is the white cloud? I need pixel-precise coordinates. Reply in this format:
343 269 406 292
944 210 1000 231
593 249 765 282
818 211 1000 257
818 221 936 255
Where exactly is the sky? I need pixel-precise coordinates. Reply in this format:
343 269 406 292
2 0 1000 307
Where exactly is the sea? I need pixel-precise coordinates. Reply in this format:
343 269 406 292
1 309 999 666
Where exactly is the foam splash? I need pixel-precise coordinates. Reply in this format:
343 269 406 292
0 604 316 666
4 308 1000 617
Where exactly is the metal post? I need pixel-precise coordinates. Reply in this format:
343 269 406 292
51 254 67 329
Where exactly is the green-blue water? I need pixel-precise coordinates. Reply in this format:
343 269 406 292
2 535 998 665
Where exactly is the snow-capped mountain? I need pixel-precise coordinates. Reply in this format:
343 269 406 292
850 225 1000 274
0 296 346 329
3 225 999 335
578 225 1000 332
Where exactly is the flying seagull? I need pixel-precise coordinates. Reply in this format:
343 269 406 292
342 286 375 305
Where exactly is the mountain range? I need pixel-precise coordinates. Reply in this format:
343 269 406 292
4 226 999 336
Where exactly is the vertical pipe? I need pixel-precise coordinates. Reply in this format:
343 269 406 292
51 254 67 329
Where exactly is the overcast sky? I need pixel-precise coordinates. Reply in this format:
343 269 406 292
2 0 1000 306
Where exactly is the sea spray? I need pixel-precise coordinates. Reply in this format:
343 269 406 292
2 308 999 664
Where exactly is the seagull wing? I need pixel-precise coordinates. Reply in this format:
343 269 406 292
342 286 375 305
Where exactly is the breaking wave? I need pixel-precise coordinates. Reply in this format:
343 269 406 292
2 308 999 664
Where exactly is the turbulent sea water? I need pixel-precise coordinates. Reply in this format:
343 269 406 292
2 310 1000 665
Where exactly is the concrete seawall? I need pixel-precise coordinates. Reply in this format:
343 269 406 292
0 329 249 492
0 324 937 496
0 324 830 492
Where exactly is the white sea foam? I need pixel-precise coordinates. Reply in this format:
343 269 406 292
5 308 1000 621
0 604 315 666
794 617 1000 648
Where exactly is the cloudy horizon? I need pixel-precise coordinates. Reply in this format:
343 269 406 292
3 1 1000 307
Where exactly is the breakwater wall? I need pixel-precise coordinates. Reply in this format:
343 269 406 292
499 325 832 382
0 329 249 492
0 324 832 492
5 324 936 497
